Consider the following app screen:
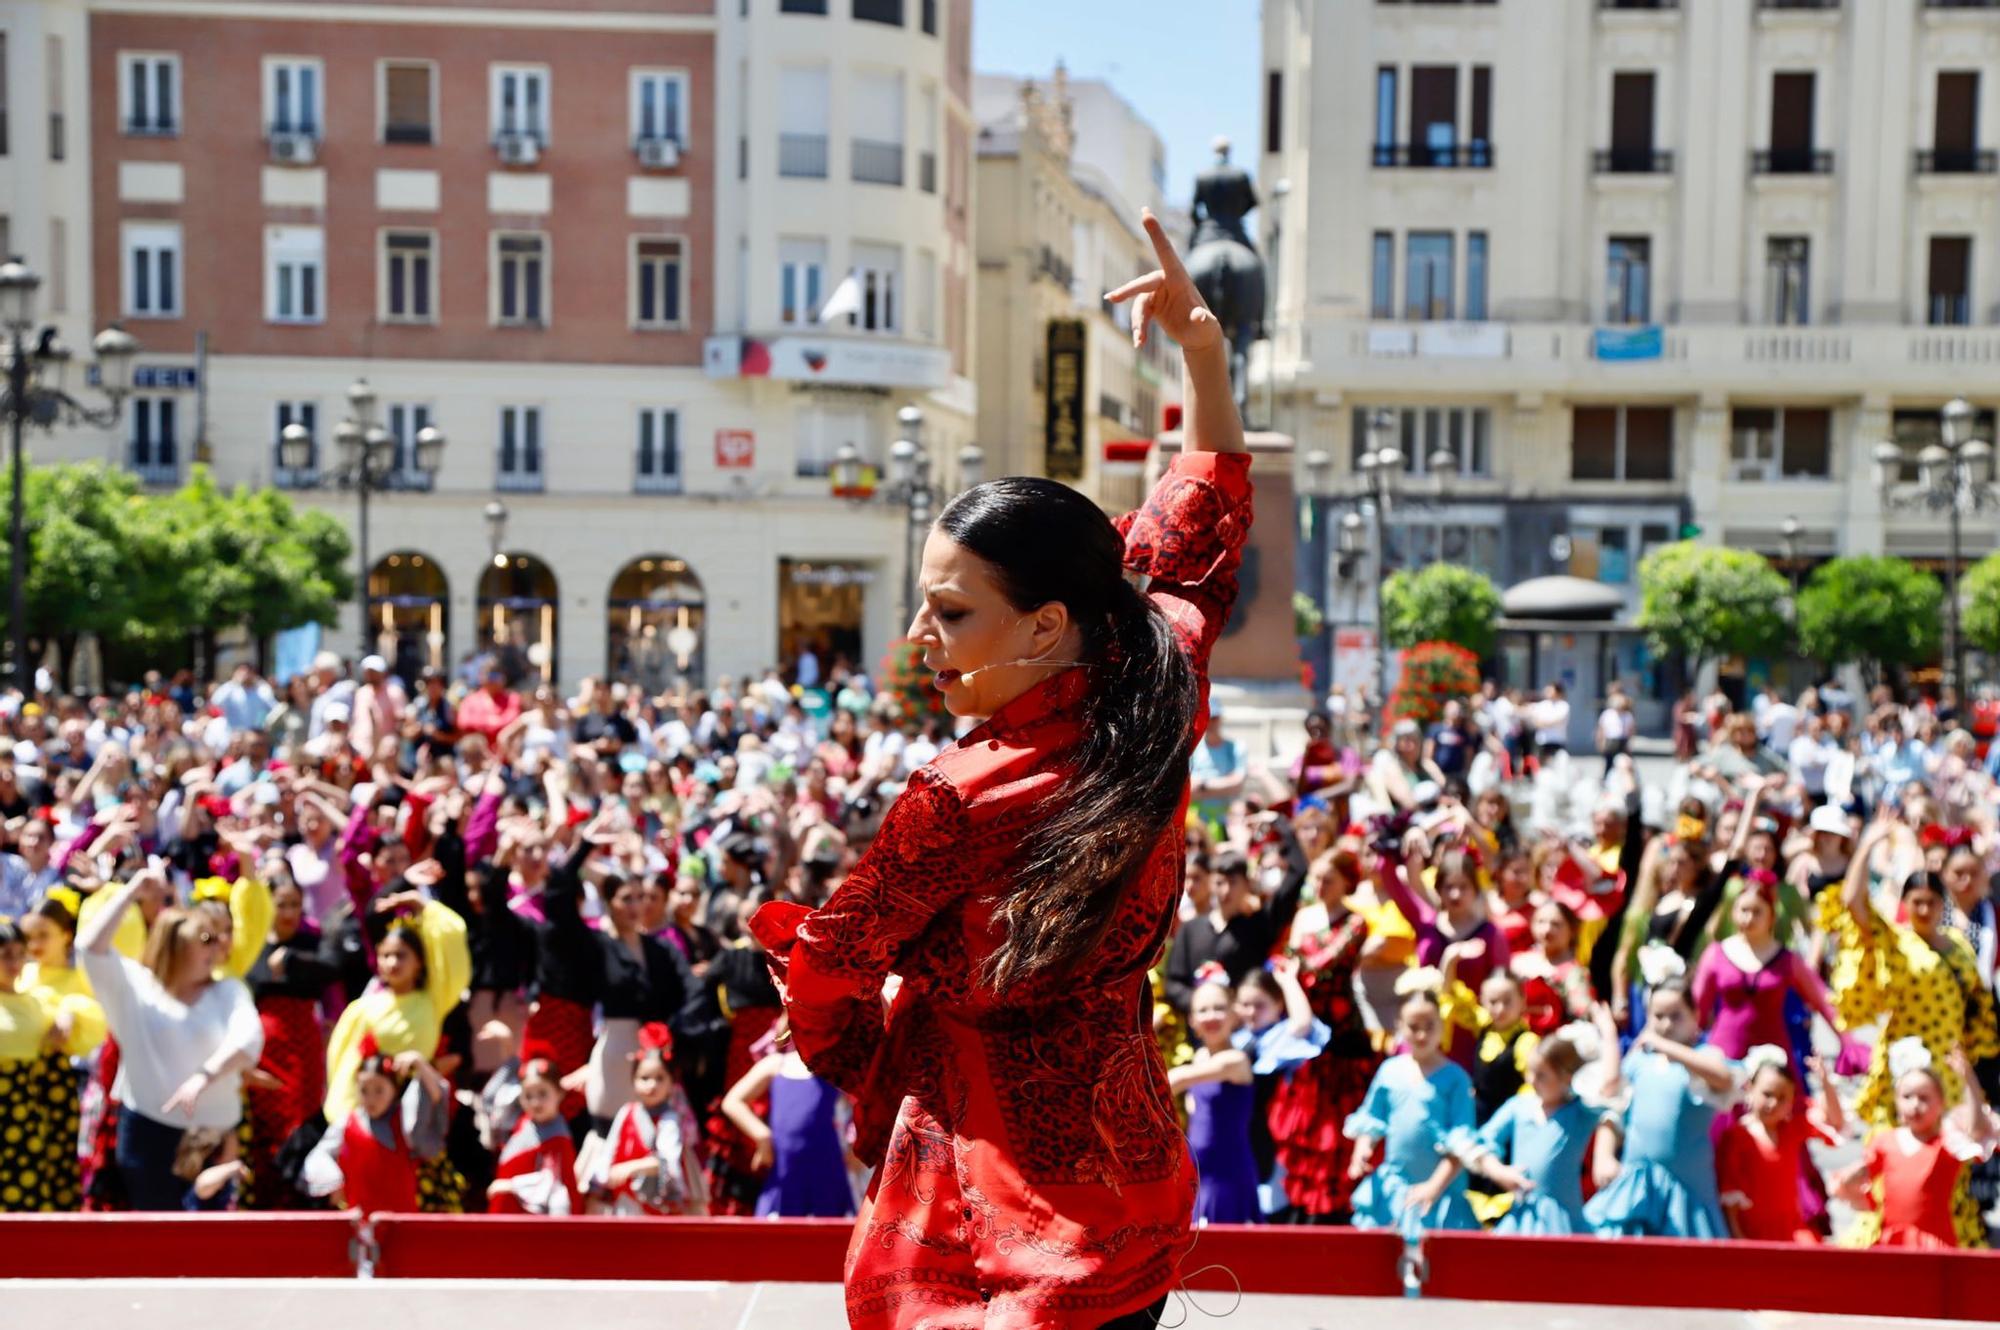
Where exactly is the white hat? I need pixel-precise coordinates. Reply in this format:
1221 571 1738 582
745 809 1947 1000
324 701 352 724
360 654 388 675
1808 805 1855 840
312 650 343 674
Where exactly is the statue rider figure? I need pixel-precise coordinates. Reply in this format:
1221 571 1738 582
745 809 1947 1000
1184 137 1268 410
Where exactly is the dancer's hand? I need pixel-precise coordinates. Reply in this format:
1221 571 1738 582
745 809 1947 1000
1104 210 1223 354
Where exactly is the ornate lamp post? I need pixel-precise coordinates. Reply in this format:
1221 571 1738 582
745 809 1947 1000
1874 398 1998 699
280 376 446 661
830 405 986 630
0 256 140 689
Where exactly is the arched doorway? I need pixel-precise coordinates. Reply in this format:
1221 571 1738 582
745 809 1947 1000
367 551 449 684
607 556 705 693
477 554 559 686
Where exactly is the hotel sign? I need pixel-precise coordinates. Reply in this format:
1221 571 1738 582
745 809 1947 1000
1044 319 1086 482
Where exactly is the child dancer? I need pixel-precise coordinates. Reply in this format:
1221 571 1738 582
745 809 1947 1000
1835 1041 2000 1249
1457 1026 1598 1234
302 1031 450 1215
1344 973 1481 1234
588 1021 710 1216
1715 1046 1845 1243
1584 974 1738 1239
1168 980 1258 1224
1231 958 1330 1218
722 1038 855 1218
488 1054 582 1216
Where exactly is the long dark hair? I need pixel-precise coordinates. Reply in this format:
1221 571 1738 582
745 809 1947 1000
937 477 1197 989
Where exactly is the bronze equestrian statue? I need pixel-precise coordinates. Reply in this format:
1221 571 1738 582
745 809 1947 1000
1185 137 1268 416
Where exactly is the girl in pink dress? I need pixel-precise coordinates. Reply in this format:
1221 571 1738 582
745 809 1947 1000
1690 871 1841 1073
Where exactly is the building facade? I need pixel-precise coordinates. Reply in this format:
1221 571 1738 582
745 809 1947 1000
0 0 95 366
1262 0 2000 711
36 0 973 690
974 67 1177 509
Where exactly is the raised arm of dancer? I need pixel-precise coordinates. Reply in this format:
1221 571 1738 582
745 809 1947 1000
1106 210 1244 458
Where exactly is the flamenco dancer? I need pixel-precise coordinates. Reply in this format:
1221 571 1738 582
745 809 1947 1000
750 210 1250 1330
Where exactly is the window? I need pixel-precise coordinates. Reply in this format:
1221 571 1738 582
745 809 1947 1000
129 396 178 484
1605 236 1651 324
1350 406 1495 478
382 61 434 144
636 408 681 493
633 237 685 328
1469 66 1491 165
1465 232 1489 322
1409 66 1457 165
1371 231 1395 318
1571 405 1673 481
386 404 435 486
274 401 318 486
795 404 871 478
781 0 829 11
120 53 179 135
1765 237 1809 325
47 218 66 312
1730 406 1832 482
921 0 938 35
0 34 9 156
1932 70 1980 170
778 66 831 178
1892 406 1998 484
383 230 435 323
494 233 548 326
266 58 322 137
1265 69 1283 155
848 241 900 333
498 406 544 490
1606 71 1657 171
266 226 324 324
780 238 827 324
1928 236 1972 326
851 70 905 186
123 223 181 318
915 247 937 339
47 35 63 161
1374 67 1397 159
491 65 549 143
1404 231 1453 320
1765 71 1818 172
919 85 939 193
632 70 688 145
854 0 904 25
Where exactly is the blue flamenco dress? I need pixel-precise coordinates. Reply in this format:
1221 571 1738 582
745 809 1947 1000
1464 1094 1601 1235
1232 1015 1331 1219
1187 1078 1260 1224
1344 1055 1482 1235
1583 1045 1736 1239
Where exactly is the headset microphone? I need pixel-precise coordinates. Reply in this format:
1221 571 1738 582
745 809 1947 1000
952 659 1094 684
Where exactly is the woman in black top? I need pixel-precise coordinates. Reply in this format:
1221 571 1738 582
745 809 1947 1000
1163 818 1310 1017
586 869 691 1133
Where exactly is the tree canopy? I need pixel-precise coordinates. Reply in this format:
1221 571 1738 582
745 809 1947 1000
1967 552 2000 660
1794 555 1943 684
1380 563 1502 656
1635 542 1790 675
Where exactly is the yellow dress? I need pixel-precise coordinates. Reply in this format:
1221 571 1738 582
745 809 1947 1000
72 875 272 979
1818 889 1999 1246
323 900 470 1124
18 959 108 1058
0 988 60 1211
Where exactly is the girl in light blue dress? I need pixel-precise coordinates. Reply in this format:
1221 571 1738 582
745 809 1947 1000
1584 976 1738 1239
1344 975 1482 1235
1457 1025 1600 1234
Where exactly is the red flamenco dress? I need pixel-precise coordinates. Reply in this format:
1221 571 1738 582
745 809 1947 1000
489 1113 583 1216
1269 906 1380 1220
750 451 1252 1330
1861 1125 1984 1249
244 933 335 1208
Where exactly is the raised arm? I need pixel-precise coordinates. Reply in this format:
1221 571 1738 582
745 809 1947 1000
1106 210 1244 459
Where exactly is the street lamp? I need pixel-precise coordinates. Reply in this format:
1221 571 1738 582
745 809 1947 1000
282 375 447 660
1779 515 1802 594
1875 397 2000 700
829 404 985 631
484 500 509 569
0 256 140 690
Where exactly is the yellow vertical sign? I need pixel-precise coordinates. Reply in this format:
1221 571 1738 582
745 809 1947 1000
1045 318 1086 482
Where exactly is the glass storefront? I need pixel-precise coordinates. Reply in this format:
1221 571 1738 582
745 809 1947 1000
477 554 559 686
366 552 448 685
607 557 705 695
779 559 874 679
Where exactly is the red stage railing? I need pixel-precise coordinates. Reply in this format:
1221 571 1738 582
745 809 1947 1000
5 1212 1998 1322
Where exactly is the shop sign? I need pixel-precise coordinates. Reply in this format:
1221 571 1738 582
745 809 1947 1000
714 430 755 469
1045 319 1086 482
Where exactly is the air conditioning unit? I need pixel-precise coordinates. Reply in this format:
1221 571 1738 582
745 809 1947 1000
636 137 681 170
496 132 542 166
270 132 318 166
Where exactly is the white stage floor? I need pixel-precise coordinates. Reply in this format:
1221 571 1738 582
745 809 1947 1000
6 1280 1986 1329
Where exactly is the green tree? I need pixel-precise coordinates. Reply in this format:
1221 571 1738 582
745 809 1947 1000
1636 542 1790 677
1795 555 1943 687
0 462 150 679
1967 552 2000 659
1381 563 1502 656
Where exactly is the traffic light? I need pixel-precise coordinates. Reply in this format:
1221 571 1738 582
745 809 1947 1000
1679 522 1703 539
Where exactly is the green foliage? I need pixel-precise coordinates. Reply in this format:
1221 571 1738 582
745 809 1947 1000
1292 591 1325 641
1381 563 1502 656
1967 553 2000 659
1636 542 1790 674
1386 640 1482 730
1795 556 1942 677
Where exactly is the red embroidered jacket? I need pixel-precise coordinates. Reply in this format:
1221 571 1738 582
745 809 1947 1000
751 451 1253 1330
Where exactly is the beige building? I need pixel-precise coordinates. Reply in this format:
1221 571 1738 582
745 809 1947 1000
1262 0 2000 714
974 67 1178 509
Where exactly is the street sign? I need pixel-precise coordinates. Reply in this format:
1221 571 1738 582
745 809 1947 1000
714 429 755 469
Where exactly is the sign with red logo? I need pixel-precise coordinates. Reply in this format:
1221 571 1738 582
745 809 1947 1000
714 430 755 469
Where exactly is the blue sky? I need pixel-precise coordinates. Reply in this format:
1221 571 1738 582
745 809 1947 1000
971 0 1262 205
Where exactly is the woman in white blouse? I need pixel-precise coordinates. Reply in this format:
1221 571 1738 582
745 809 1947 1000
78 866 265 1210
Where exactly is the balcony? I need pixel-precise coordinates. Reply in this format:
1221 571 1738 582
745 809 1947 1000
919 150 937 194
1925 0 2000 7
495 470 544 494
1758 0 1838 8
1593 148 1674 173
1751 148 1833 174
384 121 433 146
851 138 904 187
128 457 180 487
1916 148 1998 173
778 133 829 179
1371 142 1494 169
1599 0 1678 8
635 471 683 495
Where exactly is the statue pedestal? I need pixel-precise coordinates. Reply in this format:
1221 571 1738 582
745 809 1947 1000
1152 431 1312 755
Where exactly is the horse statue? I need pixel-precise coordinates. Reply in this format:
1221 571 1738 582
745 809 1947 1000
1185 137 1268 417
